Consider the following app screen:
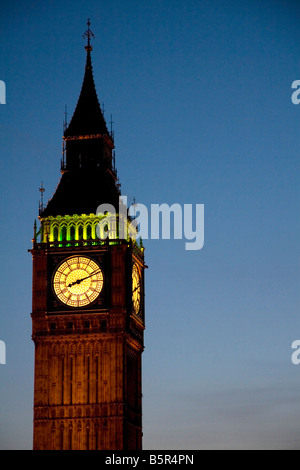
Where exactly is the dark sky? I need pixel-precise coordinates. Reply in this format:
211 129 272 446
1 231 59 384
1 0 300 449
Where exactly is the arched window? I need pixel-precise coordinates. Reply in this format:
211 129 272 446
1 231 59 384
78 225 83 240
53 226 59 242
60 424 64 450
70 225 75 241
61 226 67 242
86 224 92 240
68 426 73 451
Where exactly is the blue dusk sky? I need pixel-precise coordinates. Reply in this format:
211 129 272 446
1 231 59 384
1 0 300 450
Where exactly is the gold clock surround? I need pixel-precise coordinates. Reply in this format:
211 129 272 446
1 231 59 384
53 255 104 307
132 263 141 315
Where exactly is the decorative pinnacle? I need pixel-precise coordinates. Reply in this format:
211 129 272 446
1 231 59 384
82 18 95 51
39 182 45 210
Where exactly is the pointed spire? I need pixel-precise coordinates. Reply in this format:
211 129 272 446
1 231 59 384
38 182 45 214
33 219 37 240
82 18 95 52
40 21 119 218
64 19 109 138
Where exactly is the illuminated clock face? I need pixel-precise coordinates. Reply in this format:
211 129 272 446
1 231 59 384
53 256 104 307
132 263 141 314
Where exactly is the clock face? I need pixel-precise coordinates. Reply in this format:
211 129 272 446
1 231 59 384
132 263 141 314
53 256 104 308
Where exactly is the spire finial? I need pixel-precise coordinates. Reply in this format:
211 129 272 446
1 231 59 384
83 18 95 52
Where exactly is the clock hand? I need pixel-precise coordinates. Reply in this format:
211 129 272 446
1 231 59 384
68 269 101 288
132 283 140 294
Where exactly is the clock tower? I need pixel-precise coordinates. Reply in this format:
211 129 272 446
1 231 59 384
30 21 145 451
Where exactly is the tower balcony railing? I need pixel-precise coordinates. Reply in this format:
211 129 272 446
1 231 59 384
32 237 129 250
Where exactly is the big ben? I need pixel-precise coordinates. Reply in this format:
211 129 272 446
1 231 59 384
29 21 145 450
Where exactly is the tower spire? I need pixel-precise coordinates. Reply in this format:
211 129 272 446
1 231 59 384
40 20 119 218
64 19 109 139
82 18 94 52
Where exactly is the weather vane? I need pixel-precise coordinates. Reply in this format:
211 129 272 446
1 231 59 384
83 18 95 51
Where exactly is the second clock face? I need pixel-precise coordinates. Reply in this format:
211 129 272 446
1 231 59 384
132 263 141 315
53 256 104 308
